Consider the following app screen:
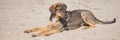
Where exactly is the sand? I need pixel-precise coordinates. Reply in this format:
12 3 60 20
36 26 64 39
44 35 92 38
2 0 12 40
0 0 120 40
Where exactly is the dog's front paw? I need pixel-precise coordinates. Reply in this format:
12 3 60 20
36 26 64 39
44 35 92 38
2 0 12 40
24 30 32 33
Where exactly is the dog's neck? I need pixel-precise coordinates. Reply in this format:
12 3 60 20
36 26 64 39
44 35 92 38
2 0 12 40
49 11 71 29
65 11 71 22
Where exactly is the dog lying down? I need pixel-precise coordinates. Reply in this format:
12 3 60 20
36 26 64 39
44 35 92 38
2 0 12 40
24 3 116 37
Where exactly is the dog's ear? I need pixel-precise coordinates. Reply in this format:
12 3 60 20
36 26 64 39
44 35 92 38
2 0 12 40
63 3 67 10
49 3 57 14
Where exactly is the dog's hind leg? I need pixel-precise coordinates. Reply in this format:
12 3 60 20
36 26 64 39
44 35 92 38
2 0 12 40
83 23 95 29
81 11 95 29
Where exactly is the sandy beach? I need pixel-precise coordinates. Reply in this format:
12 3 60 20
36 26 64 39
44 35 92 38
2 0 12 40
0 0 120 40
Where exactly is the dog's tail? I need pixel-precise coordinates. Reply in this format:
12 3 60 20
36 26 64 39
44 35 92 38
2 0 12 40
94 18 116 24
91 13 116 24
81 10 116 24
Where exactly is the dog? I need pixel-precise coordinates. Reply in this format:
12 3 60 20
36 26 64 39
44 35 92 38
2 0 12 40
49 3 116 30
24 3 116 37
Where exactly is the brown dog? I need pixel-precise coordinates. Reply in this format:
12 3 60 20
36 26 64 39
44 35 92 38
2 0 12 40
24 3 116 37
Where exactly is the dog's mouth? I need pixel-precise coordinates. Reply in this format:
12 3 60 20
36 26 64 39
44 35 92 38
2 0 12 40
56 11 65 18
52 12 66 24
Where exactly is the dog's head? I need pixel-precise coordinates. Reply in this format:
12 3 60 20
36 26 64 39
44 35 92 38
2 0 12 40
49 3 67 18
49 3 68 30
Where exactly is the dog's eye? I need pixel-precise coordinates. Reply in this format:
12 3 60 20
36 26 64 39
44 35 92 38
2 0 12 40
56 9 60 11
60 9 63 10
